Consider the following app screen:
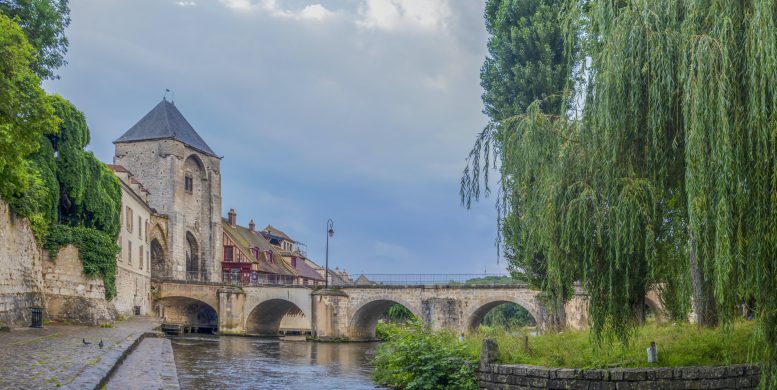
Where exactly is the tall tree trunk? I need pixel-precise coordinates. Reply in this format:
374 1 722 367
689 237 718 327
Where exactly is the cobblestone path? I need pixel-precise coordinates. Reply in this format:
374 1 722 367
0 316 159 389
106 337 180 390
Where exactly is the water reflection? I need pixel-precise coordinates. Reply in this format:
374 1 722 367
171 335 384 389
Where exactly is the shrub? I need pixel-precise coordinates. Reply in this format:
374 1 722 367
372 321 477 390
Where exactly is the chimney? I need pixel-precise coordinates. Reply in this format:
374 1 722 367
228 209 236 227
249 219 255 232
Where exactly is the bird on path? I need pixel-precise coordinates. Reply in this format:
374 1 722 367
98 340 104 349
82 338 91 346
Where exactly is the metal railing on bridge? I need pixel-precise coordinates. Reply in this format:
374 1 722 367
221 273 317 287
330 274 522 286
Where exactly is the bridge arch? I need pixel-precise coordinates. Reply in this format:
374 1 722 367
349 298 423 340
158 296 218 332
464 294 540 333
245 299 309 336
242 287 313 336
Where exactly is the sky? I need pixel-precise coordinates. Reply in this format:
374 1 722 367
44 0 503 275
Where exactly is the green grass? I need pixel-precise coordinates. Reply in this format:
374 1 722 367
462 320 755 368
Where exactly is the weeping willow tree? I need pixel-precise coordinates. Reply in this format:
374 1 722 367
461 0 578 329
464 0 777 385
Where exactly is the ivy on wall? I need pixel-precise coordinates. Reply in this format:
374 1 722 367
6 96 121 300
43 225 119 300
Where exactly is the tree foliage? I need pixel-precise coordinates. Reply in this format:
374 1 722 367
0 13 59 210
463 0 777 386
49 95 122 239
0 0 70 79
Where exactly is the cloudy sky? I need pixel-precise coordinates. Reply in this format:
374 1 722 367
44 0 501 275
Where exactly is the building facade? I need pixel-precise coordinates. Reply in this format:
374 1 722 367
110 165 155 316
113 99 222 282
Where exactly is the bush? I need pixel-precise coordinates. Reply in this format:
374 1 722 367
372 321 477 390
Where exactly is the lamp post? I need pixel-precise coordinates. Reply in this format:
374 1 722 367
325 219 334 288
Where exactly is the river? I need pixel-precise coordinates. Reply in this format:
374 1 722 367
171 335 384 389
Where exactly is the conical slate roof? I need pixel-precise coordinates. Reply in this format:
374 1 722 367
114 99 217 157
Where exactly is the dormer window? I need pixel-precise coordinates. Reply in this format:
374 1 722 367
251 247 260 260
184 175 193 193
291 256 297 268
265 250 273 264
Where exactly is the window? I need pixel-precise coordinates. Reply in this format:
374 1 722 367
266 251 273 264
224 246 234 262
139 245 144 269
291 256 297 268
126 207 133 233
145 220 149 243
138 216 142 239
128 241 132 265
184 175 193 193
251 247 260 260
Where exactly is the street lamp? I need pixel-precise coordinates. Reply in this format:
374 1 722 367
325 219 334 288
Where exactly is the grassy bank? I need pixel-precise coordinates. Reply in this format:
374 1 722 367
463 321 754 368
372 321 755 389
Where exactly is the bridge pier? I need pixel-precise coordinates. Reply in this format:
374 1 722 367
217 287 246 335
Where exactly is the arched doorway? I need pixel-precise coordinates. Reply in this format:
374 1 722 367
185 232 199 281
245 299 308 336
349 299 421 340
150 238 166 279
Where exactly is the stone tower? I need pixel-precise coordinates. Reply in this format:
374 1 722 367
113 98 222 282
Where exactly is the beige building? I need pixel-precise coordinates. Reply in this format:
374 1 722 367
113 98 222 282
110 165 155 316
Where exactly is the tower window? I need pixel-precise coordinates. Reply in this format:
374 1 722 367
184 175 193 193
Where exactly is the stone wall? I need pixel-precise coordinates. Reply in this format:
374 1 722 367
478 364 761 390
43 246 116 325
477 340 761 390
113 267 152 316
0 201 45 327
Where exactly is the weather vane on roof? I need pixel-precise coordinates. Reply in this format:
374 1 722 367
163 88 174 103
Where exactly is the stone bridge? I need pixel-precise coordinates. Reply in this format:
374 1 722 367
152 280 609 340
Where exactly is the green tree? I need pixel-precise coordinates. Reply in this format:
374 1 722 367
0 13 59 209
0 0 70 79
461 0 577 329
465 0 777 386
48 95 121 239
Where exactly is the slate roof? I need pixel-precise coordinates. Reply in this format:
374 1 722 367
222 219 292 275
114 99 218 157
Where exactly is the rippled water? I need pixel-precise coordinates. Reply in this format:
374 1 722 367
171 335 385 389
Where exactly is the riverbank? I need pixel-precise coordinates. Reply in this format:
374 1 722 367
0 316 159 389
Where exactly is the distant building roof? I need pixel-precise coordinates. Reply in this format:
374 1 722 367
114 99 218 157
222 219 292 275
355 275 374 285
282 254 323 281
262 225 293 242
